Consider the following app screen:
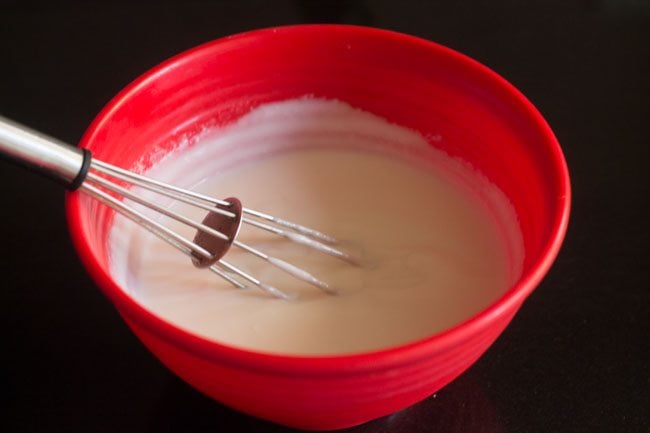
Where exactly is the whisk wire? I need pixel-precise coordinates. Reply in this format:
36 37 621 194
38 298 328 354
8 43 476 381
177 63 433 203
81 183 212 260
92 160 237 218
86 160 349 299
87 172 230 242
83 180 296 299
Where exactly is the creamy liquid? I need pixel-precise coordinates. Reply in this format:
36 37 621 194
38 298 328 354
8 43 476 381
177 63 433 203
109 98 523 355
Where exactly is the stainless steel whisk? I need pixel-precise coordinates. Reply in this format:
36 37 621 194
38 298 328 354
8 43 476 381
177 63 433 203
0 116 355 300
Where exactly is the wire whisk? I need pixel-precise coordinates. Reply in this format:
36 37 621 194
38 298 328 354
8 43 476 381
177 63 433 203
0 116 355 299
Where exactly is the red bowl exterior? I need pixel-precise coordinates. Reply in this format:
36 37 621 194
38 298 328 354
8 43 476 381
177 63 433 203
65 25 570 430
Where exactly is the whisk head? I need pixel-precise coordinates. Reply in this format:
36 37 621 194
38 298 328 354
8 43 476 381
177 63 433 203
79 158 356 300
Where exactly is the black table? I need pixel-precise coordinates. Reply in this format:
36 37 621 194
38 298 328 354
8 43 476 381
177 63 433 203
1 2 648 432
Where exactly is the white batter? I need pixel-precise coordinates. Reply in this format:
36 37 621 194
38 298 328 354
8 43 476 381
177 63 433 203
109 98 523 355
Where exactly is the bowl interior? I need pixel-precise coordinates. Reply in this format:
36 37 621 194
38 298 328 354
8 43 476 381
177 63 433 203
70 25 569 356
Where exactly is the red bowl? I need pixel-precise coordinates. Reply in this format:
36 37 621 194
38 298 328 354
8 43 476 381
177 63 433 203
66 25 570 430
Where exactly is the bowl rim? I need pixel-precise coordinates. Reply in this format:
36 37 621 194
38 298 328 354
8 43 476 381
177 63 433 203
65 24 571 376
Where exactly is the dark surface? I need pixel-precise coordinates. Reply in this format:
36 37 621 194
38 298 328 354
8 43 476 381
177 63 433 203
1 1 648 432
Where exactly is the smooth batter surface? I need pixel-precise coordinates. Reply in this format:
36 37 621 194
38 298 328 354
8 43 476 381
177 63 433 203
109 98 523 355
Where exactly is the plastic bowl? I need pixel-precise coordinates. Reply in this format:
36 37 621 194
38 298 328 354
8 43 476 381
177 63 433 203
66 25 570 430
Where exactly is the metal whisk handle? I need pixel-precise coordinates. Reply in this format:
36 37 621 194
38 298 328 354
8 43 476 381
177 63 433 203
0 115 91 190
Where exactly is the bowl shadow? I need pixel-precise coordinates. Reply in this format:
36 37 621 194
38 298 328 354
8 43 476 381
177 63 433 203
145 370 505 433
